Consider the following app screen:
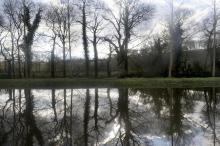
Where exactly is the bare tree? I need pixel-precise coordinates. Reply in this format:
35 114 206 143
167 1 192 77
168 0 174 77
44 2 75 78
67 0 73 77
0 33 13 78
203 0 219 76
0 15 4 27
212 0 217 77
3 0 16 78
107 44 113 77
44 6 58 78
88 1 104 78
104 0 154 77
75 0 93 77
3 0 24 78
54 6 68 77
22 3 42 78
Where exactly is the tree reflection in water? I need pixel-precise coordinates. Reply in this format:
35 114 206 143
24 89 44 146
0 87 219 146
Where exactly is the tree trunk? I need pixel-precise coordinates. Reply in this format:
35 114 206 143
107 59 111 77
82 3 89 77
123 8 129 77
168 0 174 78
51 45 55 78
212 0 217 77
124 53 128 77
51 89 57 122
107 45 112 77
93 35 98 78
18 46 22 78
63 40 66 77
94 88 99 130
118 88 130 145
25 46 32 78
10 27 15 78
7 61 12 78
84 89 90 146
67 0 72 78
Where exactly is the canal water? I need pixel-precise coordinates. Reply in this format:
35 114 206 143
0 88 219 146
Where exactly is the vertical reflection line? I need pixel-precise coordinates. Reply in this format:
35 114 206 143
52 89 57 122
212 87 216 146
70 89 73 146
107 88 112 116
63 89 67 141
168 88 174 146
94 88 99 144
84 89 90 146
12 89 15 146
19 89 22 117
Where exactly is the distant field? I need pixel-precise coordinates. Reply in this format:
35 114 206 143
0 78 220 89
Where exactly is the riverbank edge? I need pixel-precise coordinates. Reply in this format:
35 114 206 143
0 78 220 88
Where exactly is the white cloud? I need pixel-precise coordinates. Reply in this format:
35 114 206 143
30 0 220 58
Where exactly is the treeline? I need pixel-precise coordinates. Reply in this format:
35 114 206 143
0 0 219 78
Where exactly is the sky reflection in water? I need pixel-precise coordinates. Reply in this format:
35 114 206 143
0 88 219 146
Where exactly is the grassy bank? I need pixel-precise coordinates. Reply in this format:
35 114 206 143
0 77 220 89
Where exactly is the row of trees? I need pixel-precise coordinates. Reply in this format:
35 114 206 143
0 0 219 78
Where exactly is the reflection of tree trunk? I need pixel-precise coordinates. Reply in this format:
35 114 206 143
212 88 216 146
18 89 22 129
93 88 100 143
167 88 174 146
106 88 137 145
12 89 16 145
51 89 57 122
63 89 68 139
167 88 183 146
107 88 113 116
24 89 44 146
205 88 217 146
70 89 73 146
19 89 22 115
118 88 130 146
84 89 90 146
94 88 99 130
24 89 34 146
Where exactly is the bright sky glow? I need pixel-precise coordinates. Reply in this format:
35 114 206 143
2 0 220 59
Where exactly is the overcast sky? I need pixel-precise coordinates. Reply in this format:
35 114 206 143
37 0 220 59
2 0 219 60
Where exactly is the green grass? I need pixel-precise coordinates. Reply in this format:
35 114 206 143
0 77 220 89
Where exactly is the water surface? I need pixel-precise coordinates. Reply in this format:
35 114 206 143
0 88 219 146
